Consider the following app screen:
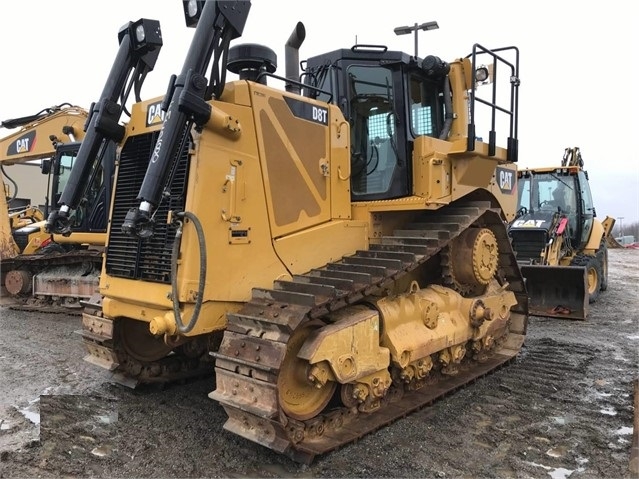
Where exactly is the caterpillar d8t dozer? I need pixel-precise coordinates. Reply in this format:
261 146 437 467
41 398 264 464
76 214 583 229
508 147 613 320
53 0 527 463
1 18 163 312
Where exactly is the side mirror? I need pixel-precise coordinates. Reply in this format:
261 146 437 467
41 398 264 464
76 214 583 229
41 159 51 175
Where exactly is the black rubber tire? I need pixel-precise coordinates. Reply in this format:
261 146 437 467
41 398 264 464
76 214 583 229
598 241 609 291
570 253 603 303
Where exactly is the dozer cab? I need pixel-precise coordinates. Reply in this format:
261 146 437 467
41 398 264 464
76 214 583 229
1 18 163 312
55 0 528 463
508 147 612 320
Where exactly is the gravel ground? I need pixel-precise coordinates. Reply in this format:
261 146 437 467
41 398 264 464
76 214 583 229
0 248 637 478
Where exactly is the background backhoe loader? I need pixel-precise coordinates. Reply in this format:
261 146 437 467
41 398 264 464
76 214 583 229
508 147 613 319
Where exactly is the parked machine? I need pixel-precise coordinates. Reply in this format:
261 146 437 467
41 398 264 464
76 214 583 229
508 147 613 320
0 104 98 310
1 18 163 312
1 104 88 242
50 0 527 463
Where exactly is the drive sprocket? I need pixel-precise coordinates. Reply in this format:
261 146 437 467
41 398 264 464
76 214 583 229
441 227 499 297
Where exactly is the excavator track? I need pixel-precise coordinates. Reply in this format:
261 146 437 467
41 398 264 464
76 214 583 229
211 200 528 463
0 249 102 314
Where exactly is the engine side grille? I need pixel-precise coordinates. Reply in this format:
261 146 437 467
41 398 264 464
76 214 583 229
105 130 190 283
509 229 547 264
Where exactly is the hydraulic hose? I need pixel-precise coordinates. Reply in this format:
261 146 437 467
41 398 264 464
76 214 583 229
1 165 19 203
171 211 207 334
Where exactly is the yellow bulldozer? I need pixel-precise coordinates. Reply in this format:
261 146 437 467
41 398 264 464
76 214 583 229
51 0 528 463
507 147 614 320
1 17 164 312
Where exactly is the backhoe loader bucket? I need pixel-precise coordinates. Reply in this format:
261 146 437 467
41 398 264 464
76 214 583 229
521 265 589 320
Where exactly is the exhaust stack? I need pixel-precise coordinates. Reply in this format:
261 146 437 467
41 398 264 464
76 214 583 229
285 22 306 94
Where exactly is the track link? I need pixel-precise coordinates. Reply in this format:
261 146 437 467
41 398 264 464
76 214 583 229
210 200 528 463
79 294 216 388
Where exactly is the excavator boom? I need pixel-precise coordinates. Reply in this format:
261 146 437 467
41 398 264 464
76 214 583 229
0 104 87 164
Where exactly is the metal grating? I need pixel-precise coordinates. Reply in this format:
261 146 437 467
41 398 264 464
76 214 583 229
105 129 190 283
509 229 547 264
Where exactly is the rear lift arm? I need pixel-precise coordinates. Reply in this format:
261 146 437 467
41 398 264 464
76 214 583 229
122 0 250 239
46 19 163 236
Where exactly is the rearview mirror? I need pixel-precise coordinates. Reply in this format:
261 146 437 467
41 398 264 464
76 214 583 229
41 159 51 175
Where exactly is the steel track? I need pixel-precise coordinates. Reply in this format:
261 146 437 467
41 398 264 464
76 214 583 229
210 200 528 463
1 249 102 314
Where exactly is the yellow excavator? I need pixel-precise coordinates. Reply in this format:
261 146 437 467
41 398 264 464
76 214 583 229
50 0 527 463
0 104 101 310
508 147 614 320
1 17 163 312
1 104 89 250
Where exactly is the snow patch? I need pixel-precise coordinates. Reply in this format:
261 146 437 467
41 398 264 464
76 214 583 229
16 397 40 425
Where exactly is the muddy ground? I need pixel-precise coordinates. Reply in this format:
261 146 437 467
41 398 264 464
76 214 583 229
0 248 637 478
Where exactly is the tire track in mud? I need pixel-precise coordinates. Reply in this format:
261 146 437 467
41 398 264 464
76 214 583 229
447 333 635 478
1 249 637 478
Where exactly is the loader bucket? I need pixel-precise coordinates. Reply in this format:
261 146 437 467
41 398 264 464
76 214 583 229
521 264 589 320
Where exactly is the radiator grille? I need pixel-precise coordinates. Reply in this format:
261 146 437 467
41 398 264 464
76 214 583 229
105 130 190 283
509 229 547 264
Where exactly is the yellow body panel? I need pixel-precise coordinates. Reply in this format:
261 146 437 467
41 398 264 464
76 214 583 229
274 220 368 275
53 231 105 246
104 85 366 329
0 193 20 259
584 219 605 252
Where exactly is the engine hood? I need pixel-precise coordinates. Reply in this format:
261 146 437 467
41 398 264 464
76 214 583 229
509 210 556 233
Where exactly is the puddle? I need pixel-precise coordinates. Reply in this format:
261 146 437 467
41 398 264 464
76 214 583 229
529 461 585 479
16 397 41 425
614 426 632 435
549 467 577 479
599 407 617 416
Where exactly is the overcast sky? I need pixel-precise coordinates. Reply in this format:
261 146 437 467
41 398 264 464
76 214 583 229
1 1 637 225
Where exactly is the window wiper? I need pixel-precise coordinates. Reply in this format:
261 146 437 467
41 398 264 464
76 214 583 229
550 173 573 190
